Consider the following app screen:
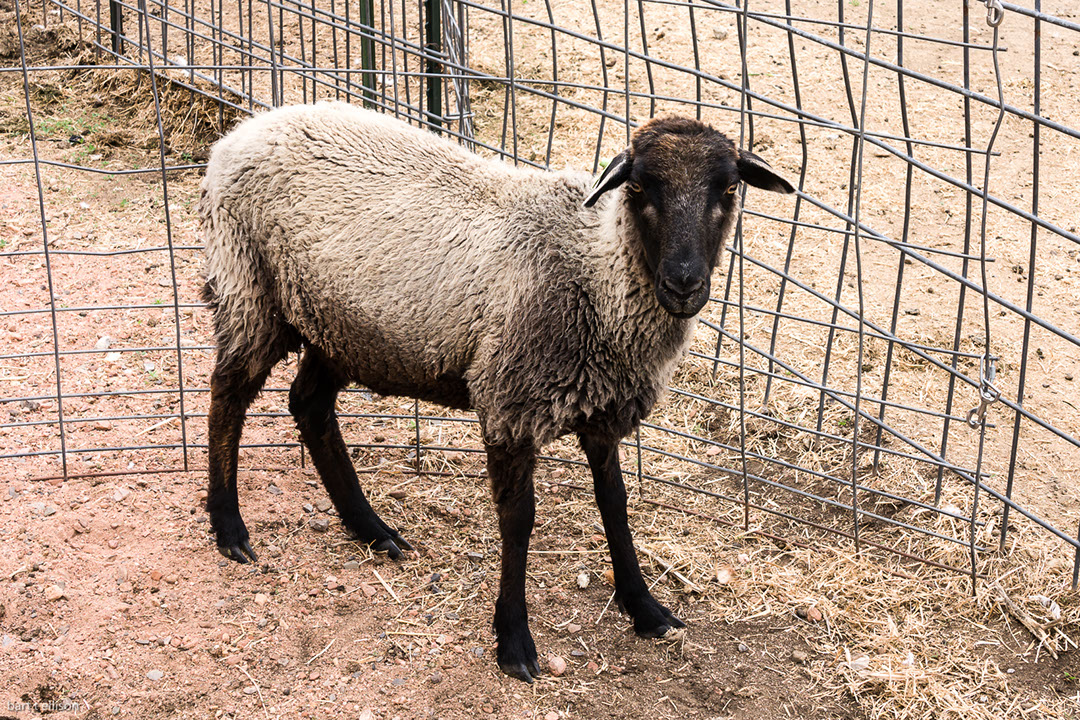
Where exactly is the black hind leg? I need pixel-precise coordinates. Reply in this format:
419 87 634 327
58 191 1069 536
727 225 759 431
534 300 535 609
289 349 412 559
207 360 275 564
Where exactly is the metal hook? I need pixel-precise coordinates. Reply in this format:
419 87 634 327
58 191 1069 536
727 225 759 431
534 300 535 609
982 0 1005 28
966 356 1001 429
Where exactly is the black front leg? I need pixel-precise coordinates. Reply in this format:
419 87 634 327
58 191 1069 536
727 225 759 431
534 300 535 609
486 441 541 683
579 432 684 638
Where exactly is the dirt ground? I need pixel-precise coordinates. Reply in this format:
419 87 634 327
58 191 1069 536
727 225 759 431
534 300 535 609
1 1 1080 719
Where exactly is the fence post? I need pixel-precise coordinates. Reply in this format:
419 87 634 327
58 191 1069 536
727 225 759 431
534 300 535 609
109 0 123 54
424 0 443 129
358 0 376 108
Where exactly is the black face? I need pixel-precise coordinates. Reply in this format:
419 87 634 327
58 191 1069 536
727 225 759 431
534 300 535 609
585 116 795 319
625 159 741 318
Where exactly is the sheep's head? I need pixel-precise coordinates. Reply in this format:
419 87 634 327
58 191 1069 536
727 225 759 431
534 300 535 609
585 116 795 319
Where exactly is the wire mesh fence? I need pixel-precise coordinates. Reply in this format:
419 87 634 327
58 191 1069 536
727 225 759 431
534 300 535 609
3 0 1079 590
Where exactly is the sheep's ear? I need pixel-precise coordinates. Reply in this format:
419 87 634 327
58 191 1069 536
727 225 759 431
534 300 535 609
584 149 633 207
737 150 796 194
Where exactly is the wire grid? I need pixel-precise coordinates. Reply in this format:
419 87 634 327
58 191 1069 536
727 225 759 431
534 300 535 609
3 0 1080 589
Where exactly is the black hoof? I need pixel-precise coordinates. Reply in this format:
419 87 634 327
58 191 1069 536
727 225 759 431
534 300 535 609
211 512 256 564
495 626 540 683
373 537 404 560
498 658 541 684
626 594 685 639
345 514 413 560
218 539 258 564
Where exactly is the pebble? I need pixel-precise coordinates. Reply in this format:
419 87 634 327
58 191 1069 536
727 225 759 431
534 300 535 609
254 593 269 605
343 561 361 571
302 503 314 513
388 490 407 500
310 518 330 533
146 670 164 681
113 487 131 503
738 643 749 653
566 623 581 634
570 649 585 658
315 499 332 513
95 336 112 350
150 570 163 581
360 583 377 597
268 484 283 495
429 671 442 684
548 654 567 677
45 585 65 601
791 650 808 664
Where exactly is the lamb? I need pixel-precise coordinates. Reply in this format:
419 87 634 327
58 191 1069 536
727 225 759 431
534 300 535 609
198 101 794 682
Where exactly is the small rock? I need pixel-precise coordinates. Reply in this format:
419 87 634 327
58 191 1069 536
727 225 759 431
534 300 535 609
737 643 749 653
243 686 257 695
545 713 559 720
472 647 484 657
566 623 581 634
113 487 131 503
466 552 483 563
791 650 808 664
807 607 823 622
436 634 453 645
95 336 112 350
343 561 361 571
429 671 442 684
45 585 65 601
315 499 332 513
310 518 330 533
388 490 407 500
715 565 734 584
146 670 164 681
712 27 728 40
302 503 314 513
268 484 283 495
548 654 567 677
254 593 269 605
570 649 585 657
94 421 112 431
576 572 590 589
360 583 377 597
150 570 163 581
104 351 122 363
602 569 615 586
41 504 58 517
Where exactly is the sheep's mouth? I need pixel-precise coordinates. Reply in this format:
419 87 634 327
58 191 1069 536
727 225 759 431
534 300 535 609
654 280 710 319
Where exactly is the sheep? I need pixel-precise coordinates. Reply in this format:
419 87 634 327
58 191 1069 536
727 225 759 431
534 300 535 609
198 101 794 682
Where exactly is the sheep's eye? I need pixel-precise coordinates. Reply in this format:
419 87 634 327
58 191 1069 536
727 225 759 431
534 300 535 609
726 183 739 195
627 181 643 193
